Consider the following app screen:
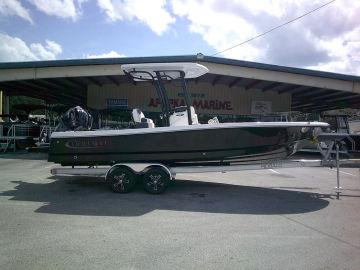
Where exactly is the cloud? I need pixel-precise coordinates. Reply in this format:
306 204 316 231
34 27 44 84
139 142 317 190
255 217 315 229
261 25 330 67
308 27 360 75
27 0 87 21
171 0 360 75
302 0 360 39
0 33 62 61
85 50 126 58
97 0 175 35
30 40 63 60
171 0 277 61
0 0 33 23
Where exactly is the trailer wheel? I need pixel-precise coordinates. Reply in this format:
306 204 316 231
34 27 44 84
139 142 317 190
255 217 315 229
106 166 136 193
142 166 170 194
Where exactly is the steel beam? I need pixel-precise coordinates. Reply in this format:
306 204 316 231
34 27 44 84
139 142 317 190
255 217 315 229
292 103 316 109
293 96 360 111
17 80 84 100
228 78 242 88
310 105 342 112
293 87 329 98
0 84 58 103
39 79 87 98
26 79 85 99
49 78 86 93
211 75 222 86
245 79 262 90
35 79 71 92
324 94 360 103
262 82 281 92
0 82 83 105
278 85 302 94
107 76 119 86
85 76 102 87
310 91 354 101
40 78 85 92
64 77 88 89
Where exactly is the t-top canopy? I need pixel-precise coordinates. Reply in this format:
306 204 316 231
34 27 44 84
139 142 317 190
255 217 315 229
121 62 209 81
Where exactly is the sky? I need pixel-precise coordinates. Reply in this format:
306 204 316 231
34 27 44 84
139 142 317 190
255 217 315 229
0 0 359 75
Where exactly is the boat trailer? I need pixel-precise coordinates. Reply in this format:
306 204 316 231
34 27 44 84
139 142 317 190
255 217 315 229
51 133 360 198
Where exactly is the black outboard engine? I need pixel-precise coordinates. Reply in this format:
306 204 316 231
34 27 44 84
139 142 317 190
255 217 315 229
56 106 93 131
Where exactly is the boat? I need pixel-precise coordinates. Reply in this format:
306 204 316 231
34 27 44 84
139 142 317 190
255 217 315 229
0 104 48 151
48 62 328 167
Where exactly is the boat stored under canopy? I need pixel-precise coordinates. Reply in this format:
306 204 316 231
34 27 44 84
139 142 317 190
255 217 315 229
48 62 329 166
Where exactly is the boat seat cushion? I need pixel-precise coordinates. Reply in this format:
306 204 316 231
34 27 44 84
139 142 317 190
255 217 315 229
132 109 145 123
132 109 155 128
134 118 155 128
169 106 199 126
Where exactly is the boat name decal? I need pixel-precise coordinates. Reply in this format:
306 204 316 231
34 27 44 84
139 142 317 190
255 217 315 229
65 138 110 148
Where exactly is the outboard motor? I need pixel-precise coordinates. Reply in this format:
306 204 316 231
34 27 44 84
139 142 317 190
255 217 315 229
55 106 93 131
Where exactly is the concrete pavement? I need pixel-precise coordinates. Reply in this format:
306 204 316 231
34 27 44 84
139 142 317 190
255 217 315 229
0 152 359 269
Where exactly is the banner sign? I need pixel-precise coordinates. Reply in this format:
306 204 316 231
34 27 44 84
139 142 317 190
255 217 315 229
107 99 128 109
251 101 272 114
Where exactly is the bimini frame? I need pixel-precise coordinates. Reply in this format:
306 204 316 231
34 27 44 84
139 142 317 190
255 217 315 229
122 63 209 126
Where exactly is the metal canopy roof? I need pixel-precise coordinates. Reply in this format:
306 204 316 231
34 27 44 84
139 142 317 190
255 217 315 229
0 54 360 112
193 73 360 112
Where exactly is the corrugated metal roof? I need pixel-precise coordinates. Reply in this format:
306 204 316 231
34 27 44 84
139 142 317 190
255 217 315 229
0 54 359 82
0 55 197 69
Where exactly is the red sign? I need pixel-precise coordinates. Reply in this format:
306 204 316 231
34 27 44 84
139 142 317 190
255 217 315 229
148 98 233 111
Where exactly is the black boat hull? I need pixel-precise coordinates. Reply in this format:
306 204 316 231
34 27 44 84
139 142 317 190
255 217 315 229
48 124 311 166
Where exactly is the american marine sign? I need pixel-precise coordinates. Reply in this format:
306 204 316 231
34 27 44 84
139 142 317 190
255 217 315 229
148 98 233 111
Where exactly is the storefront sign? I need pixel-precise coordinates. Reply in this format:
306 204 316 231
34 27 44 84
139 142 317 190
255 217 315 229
251 101 272 114
107 99 128 109
148 98 233 111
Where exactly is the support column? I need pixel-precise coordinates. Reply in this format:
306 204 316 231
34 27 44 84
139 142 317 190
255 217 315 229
3 93 10 122
0 91 2 122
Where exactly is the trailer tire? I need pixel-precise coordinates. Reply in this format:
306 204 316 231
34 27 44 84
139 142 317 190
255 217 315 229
142 166 170 194
106 166 137 193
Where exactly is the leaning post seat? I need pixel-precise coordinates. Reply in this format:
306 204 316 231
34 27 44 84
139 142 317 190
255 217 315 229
169 106 199 126
132 109 155 128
